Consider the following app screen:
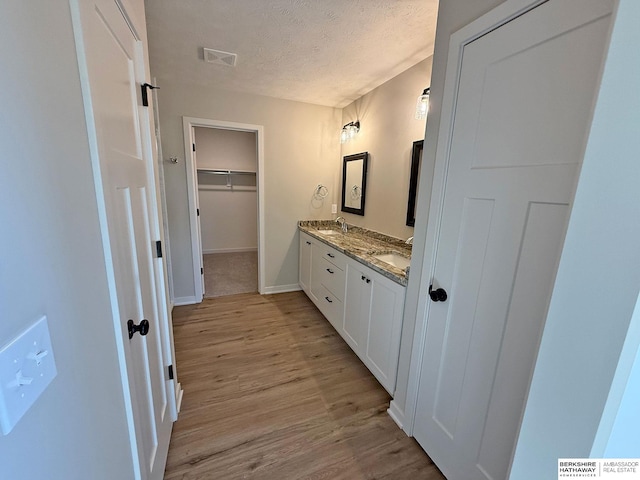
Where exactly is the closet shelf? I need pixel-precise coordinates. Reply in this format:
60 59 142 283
197 168 256 176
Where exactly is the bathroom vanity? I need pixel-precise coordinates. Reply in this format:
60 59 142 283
298 221 410 395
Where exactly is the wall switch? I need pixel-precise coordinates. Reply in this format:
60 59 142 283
331 204 337 214
0 316 57 435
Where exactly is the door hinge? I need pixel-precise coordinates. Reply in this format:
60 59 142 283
197 208 200 216
140 82 159 107
201 267 204 275
167 365 174 380
155 240 163 258
192 143 196 152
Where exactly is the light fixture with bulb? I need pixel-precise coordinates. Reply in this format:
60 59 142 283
415 87 430 120
340 121 360 144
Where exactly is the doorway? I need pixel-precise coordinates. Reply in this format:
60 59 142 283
183 118 265 301
195 127 258 297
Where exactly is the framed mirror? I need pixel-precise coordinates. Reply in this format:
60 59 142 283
406 140 423 226
341 152 368 216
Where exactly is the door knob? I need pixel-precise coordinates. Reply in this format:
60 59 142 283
429 285 448 302
128 319 150 339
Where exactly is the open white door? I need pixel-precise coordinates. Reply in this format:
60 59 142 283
71 0 175 478
411 0 613 479
182 124 205 302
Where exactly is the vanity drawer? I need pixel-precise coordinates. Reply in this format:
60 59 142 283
316 285 343 332
317 243 347 270
319 257 345 301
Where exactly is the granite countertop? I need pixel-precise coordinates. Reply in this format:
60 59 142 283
298 220 412 286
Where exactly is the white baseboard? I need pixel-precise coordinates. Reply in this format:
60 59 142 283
387 401 406 432
173 296 197 306
262 284 302 295
202 247 258 254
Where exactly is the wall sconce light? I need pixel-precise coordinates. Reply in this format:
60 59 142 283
340 121 360 144
415 87 430 119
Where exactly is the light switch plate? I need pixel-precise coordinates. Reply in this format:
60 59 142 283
0 316 57 435
331 204 337 214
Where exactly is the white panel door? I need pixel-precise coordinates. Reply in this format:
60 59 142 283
413 1 613 479
192 127 205 297
73 0 173 478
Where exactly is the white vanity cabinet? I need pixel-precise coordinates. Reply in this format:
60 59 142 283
298 230 406 395
299 231 346 330
344 259 405 394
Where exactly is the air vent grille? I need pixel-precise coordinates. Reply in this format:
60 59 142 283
203 48 237 67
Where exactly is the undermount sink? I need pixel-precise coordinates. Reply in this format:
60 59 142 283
317 229 339 235
373 252 411 270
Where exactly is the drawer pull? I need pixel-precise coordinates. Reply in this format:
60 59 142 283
361 275 366 281
326 268 334 274
327 253 335 258
361 275 370 283
325 296 333 303
306 241 311 245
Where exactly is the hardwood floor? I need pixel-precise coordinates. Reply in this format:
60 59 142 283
165 291 444 480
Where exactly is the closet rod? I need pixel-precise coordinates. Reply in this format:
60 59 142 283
197 168 256 175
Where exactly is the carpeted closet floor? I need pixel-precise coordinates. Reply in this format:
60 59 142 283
203 251 258 298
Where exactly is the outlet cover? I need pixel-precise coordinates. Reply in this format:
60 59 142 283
0 316 57 435
331 204 338 214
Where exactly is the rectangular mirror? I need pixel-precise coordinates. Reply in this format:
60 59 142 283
341 152 368 216
406 140 423 226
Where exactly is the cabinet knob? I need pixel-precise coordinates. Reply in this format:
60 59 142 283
429 285 448 302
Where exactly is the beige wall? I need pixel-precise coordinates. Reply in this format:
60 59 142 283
340 57 433 240
156 82 341 298
194 128 258 253
0 1 142 477
195 127 257 171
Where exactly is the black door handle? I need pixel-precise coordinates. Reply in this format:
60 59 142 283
429 285 448 302
128 319 150 339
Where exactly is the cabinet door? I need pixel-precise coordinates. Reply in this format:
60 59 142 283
299 232 313 295
309 242 325 304
365 275 405 394
343 263 369 354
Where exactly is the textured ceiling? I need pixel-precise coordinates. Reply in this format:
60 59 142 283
144 0 439 108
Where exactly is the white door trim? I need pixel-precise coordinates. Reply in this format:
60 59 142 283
183 117 266 299
403 0 548 436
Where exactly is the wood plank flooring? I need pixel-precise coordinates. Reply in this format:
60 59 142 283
165 291 444 480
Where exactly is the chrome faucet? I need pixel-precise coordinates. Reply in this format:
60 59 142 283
405 236 414 245
335 216 348 233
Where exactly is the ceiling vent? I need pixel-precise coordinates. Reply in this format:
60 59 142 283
203 48 237 67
